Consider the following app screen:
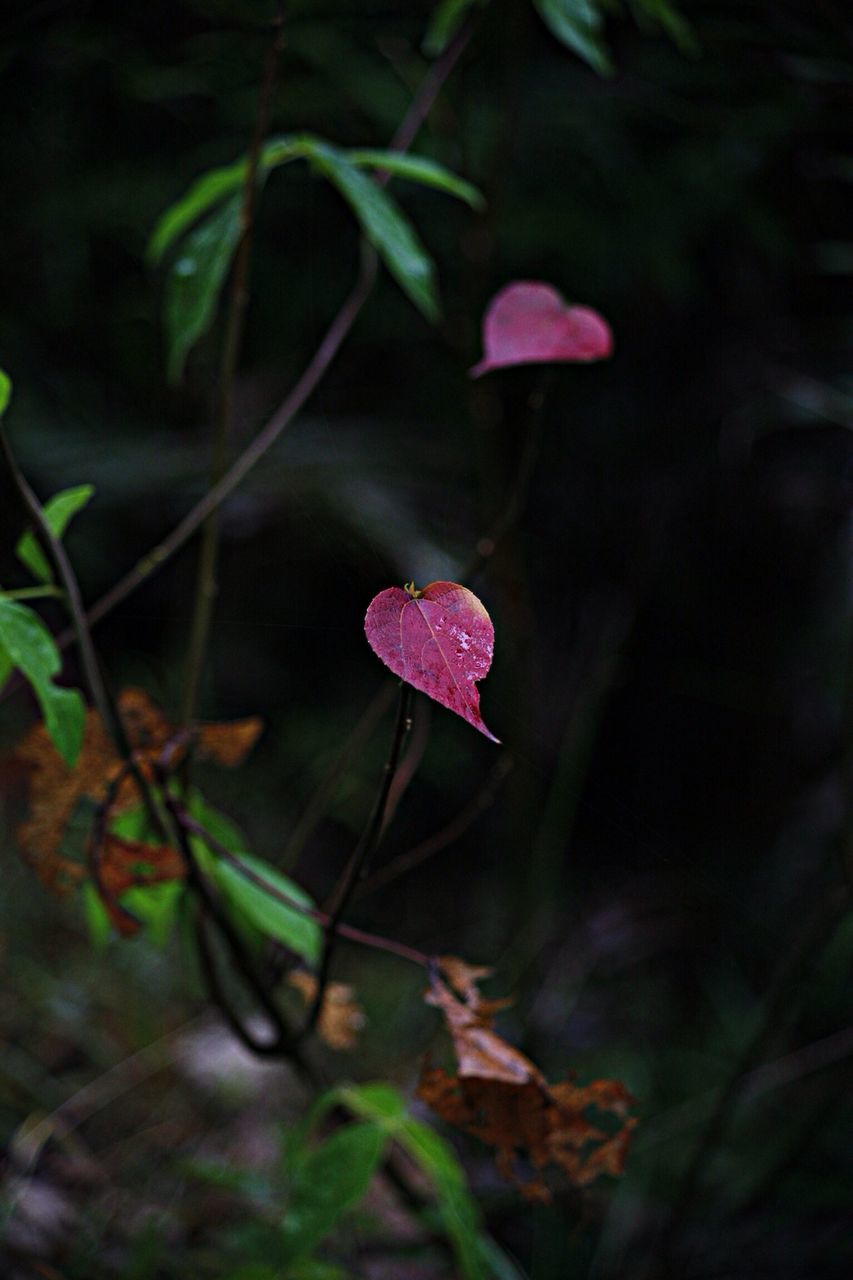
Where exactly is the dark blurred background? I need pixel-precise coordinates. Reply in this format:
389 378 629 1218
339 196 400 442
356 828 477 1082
1 1 852 1277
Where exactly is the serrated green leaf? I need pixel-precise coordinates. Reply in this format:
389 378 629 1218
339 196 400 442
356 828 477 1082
0 368 10 417
534 0 613 75
347 149 484 210
282 1122 387 1263
0 597 84 766
164 194 244 383
423 0 481 55
16 484 95 584
304 139 440 322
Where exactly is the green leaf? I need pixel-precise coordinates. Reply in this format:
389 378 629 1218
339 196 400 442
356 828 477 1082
337 1083 499 1280
186 794 321 965
282 1122 387 1263
533 0 613 75
303 139 440 322
627 0 696 54
423 0 481 55
148 159 248 265
0 646 12 692
147 136 302 265
212 851 321 965
82 882 113 949
347 150 484 210
337 1081 407 1126
396 1117 486 1280
0 597 84 766
122 881 184 947
0 368 10 417
164 194 244 383
16 484 95 584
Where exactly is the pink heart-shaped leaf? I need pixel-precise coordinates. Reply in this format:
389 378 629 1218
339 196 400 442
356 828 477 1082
365 581 499 743
470 280 612 377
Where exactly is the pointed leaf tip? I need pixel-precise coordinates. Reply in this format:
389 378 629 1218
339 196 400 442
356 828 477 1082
470 280 612 377
364 581 499 742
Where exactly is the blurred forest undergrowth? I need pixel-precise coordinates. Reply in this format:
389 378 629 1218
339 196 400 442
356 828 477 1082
1 1 852 1277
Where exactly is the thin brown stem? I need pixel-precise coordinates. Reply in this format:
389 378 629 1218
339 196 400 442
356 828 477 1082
283 681 396 872
358 752 513 898
173 802 430 970
302 682 415 1035
461 370 553 583
180 6 286 727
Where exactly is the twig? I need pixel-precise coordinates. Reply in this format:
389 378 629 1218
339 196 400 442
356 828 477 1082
173 800 429 971
180 5 286 727
358 752 513 897
461 370 553 582
283 681 396 871
302 681 414 1035
163 789 307 1065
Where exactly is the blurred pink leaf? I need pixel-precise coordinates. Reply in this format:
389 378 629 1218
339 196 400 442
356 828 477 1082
365 581 499 742
470 280 612 377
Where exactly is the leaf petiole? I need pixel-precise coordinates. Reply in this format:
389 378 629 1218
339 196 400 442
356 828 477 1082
4 585 65 602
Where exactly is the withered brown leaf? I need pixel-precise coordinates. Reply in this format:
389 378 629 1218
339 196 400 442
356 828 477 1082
15 687 261 896
287 970 366 1051
419 956 636 1201
94 834 186 937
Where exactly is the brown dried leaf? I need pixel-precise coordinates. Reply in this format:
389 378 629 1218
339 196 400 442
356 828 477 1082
196 717 263 767
419 956 636 1200
288 970 366 1051
94 834 186 937
14 688 262 896
424 956 536 1085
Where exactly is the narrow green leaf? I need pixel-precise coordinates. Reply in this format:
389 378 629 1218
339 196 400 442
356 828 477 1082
82 882 113 949
164 194 244 383
0 597 84 766
347 150 484 210
627 0 697 54
147 136 302 265
148 160 248 265
281 1122 387 1262
211 851 321 965
38 682 86 769
186 793 321 965
304 140 440 322
308 1082 520 1279
397 1117 486 1280
122 881 184 947
423 0 480 55
338 1081 407 1126
533 0 613 75
0 368 10 417
0 646 12 691
16 484 95 584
